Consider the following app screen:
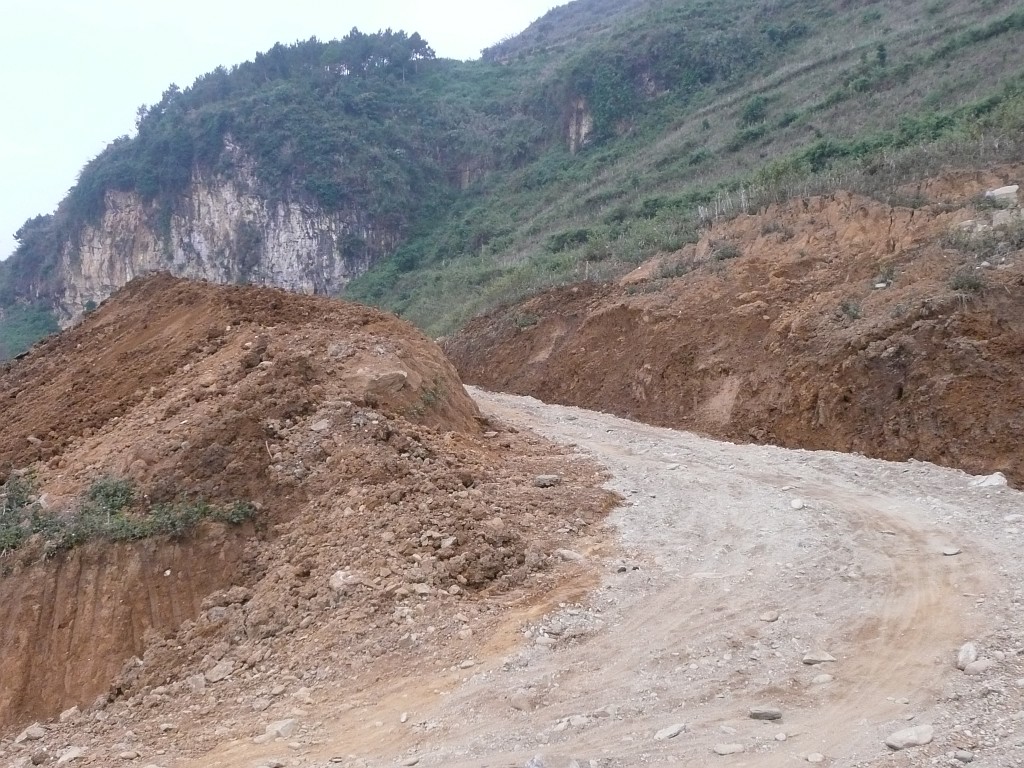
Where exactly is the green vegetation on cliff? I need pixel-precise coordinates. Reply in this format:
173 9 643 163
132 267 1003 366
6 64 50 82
3 0 1024 345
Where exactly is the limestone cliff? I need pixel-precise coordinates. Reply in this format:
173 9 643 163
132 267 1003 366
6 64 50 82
56 152 396 326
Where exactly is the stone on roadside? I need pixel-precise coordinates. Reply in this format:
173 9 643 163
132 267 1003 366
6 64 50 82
714 744 745 755
264 719 298 739
759 611 780 623
790 499 805 510
59 706 81 723
510 691 538 712
963 658 995 675
533 475 562 488
806 754 825 764
654 723 686 740
957 642 978 670
802 651 836 665
885 724 934 750
954 750 975 763
749 707 783 721
812 674 834 684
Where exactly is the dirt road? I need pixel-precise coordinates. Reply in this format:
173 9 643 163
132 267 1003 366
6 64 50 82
361 388 1019 768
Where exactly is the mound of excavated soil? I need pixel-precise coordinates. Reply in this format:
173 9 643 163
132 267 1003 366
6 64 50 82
0 275 614 735
447 169 1024 486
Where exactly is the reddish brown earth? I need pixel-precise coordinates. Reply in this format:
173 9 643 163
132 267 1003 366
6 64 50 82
446 168 1024 486
0 275 613 733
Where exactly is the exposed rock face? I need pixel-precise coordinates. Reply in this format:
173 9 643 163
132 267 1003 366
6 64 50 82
56 149 397 325
567 97 594 154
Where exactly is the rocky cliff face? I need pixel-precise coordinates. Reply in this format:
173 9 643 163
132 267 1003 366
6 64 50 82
55 151 397 326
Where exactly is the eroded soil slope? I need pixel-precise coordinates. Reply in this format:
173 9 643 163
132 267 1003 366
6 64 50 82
0 275 613 734
447 168 1024 484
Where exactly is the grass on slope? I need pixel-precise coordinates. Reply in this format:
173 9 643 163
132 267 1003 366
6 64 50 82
347 0 1024 335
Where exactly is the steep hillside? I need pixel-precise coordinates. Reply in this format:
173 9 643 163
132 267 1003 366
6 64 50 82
3 0 1024 354
446 167 1024 485
0 274 613 731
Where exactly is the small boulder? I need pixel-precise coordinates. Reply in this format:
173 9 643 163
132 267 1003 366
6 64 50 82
15 723 45 743
205 660 234 683
749 707 783 721
802 651 836 665
985 184 1019 204
968 472 1008 488
885 724 934 750
264 719 298 739
533 475 562 488
957 642 978 670
963 658 996 675
654 723 686 740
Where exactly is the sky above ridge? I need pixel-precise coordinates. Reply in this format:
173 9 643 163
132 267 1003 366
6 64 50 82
0 0 561 259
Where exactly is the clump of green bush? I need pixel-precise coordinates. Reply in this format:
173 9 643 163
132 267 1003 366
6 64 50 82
0 475 255 557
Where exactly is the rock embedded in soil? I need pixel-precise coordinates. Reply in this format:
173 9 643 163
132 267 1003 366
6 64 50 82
15 723 46 742
812 673 834 684
263 718 298 740
885 724 934 750
954 750 975 763
714 744 745 755
957 642 979 670
204 660 234 682
759 611 780 622
802 651 836 665
533 474 562 488
654 723 687 740
963 658 996 675
56 746 86 764
806 754 825 764
749 706 783 721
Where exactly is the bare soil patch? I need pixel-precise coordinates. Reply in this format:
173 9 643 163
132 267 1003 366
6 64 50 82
446 171 1024 485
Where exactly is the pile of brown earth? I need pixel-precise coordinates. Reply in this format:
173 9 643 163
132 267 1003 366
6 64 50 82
446 166 1024 486
0 274 613 751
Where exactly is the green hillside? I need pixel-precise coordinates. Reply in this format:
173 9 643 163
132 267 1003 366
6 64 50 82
3 0 1024 352
348 0 1024 334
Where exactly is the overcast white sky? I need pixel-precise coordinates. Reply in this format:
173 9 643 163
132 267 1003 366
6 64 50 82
0 0 561 259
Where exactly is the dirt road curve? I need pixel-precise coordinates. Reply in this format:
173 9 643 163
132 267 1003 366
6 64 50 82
195 389 1023 768
407 389 1018 768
